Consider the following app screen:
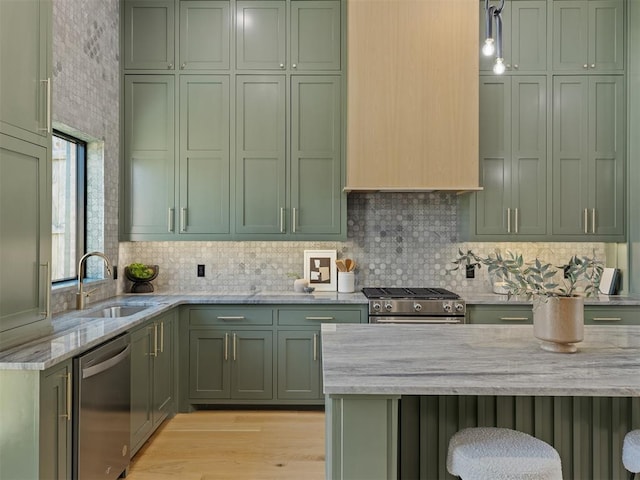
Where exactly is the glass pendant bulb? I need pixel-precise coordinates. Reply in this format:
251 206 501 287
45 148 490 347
493 57 506 75
482 38 495 57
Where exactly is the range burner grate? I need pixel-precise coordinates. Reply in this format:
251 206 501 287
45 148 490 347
362 287 460 300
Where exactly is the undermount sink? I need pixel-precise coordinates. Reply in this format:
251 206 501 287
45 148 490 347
83 303 154 318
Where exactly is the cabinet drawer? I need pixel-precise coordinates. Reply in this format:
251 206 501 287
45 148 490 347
584 308 640 325
278 309 361 326
188 307 273 326
467 306 533 324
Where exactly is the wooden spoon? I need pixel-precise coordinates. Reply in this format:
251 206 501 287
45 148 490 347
335 259 347 272
345 258 355 272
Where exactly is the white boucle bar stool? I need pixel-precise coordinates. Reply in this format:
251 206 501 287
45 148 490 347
623 430 640 480
446 427 563 480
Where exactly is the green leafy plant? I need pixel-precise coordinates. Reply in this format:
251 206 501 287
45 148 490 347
127 262 155 280
448 249 603 301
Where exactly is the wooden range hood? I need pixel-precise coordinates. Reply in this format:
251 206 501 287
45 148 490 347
345 0 481 193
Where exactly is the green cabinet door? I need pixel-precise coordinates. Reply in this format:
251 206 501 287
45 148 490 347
466 305 533 324
130 323 153 454
236 1 286 70
235 75 286 234
123 0 175 70
584 306 640 324
152 312 175 428
291 1 341 71
553 76 624 238
179 75 230 234
179 1 230 70
479 0 546 73
189 329 231 399
231 330 273 400
277 330 320 400
0 0 50 145
39 361 72 480
0 134 51 341
123 75 175 237
476 76 546 237
553 0 624 72
291 76 342 234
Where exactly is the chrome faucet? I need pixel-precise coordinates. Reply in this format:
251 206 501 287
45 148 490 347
77 251 113 310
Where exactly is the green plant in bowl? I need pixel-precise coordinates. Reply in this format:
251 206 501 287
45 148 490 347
126 263 157 281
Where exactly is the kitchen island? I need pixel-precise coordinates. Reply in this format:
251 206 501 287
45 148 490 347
321 324 640 479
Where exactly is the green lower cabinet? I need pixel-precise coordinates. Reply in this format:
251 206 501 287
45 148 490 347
467 305 533 324
584 306 640 324
40 361 72 480
277 329 321 400
189 328 273 401
130 311 175 456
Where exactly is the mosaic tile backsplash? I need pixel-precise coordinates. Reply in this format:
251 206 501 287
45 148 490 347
118 193 606 295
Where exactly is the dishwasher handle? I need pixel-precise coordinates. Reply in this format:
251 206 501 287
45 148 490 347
82 344 131 379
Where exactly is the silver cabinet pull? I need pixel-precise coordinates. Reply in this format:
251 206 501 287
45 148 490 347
181 63 186 69
292 207 297 233
61 372 72 421
305 316 335 321
591 208 596 234
168 63 174 69
584 208 588 234
159 321 164 353
217 316 246 321
224 333 229 361
590 64 596 68
506 207 511 233
583 64 588 69
168 208 175 232
180 207 187 232
233 333 237 361
592 317 622 322
500 317 529 321
280 207 285 233
513 64 519 69
292 63 297 69
514 208 519 234
279 63 285 69
39 78 51 133
313 333 318 361
40 262 51 318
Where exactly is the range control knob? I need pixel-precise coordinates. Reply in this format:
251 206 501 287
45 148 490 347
384 302 393 311
455 303 465 312
413 303 423 312
372 302 382 312
443 302 453 313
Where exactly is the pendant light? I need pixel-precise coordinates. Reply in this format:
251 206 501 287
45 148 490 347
482 0 506 75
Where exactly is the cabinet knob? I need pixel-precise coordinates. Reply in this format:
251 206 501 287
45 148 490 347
168 63 174 69
292 63 297 69
590 64 596 68
513 64 519 69
583 64 588 69
279 63 285 69
181 63 186 69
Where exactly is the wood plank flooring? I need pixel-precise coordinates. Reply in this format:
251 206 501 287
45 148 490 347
126 410 326 480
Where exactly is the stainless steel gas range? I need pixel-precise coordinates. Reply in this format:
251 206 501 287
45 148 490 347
362 287 466 324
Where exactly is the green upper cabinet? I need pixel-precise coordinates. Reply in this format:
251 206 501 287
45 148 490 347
552 0 624 72
122 75 175 238
291 1 341 71
179 75 230 235
552 75 625 238
236 1 286 70
473 76 547 238
479 0 547 73
0 0 51 146
291 76 342 235
235 75 287 234
179 1 230 70
123 0 175 70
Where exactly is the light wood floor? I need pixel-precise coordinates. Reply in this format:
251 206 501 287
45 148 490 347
126 410 326 480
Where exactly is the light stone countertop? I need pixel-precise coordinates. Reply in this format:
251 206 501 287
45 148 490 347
321 323 640 397
0 291 367 371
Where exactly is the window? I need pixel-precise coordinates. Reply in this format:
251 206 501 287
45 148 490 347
51 131 86 283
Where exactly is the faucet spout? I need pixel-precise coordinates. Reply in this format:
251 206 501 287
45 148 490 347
77 251 113 310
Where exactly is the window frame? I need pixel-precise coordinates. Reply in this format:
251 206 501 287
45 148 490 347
51 130 87 284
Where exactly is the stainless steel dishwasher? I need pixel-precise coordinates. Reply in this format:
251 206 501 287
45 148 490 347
73 334 131 480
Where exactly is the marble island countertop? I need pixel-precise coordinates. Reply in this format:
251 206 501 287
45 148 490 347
462 292 640 306
321 323 640 397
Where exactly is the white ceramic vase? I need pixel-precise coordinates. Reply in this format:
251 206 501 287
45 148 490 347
532 296 584 353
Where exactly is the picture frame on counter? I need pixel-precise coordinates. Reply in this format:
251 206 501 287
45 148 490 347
304 249 337 291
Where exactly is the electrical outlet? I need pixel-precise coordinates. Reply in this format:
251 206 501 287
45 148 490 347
113 265 118 280
197 264 205 277
465 265 475 279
